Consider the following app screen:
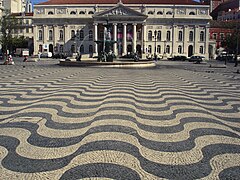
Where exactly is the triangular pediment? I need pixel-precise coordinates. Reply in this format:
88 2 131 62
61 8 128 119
93 3 147 18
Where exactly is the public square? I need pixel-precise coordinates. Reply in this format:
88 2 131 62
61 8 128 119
0 59 240 179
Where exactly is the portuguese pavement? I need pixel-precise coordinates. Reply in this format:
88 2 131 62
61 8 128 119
0 59 240 179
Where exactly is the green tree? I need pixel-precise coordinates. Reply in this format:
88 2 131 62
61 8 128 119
0 10 19 59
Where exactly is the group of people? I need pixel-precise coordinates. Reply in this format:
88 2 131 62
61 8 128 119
3 55 14 65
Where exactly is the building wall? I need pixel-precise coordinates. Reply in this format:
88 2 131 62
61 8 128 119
33 3 211 59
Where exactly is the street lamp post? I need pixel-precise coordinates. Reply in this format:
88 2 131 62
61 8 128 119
154 30 157 61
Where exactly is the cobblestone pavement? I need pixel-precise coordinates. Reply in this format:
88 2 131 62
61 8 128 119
0 60 240 179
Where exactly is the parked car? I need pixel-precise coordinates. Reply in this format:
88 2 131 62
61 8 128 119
40 52 52 58
171 55 187 61
52 53 67 59
188 56 203 62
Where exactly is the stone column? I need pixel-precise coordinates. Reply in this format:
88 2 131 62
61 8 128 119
142 23 147 59
43 25 47 44
94 23 98 56
53 25 58 53
172 25 177 56
33 25 38 55
64 24 69 53
205 26 209 58
133 23 137 53
113 23 117 55
194 25 199 55
183 25 188 56
123 23 127 55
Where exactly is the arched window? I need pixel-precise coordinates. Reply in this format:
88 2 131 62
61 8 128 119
178 31 183 41
59 30 64 40
189 11 196 15
49 30 53 40
157 31 161 41
71 30 75 39
79 11 85 14
166 11 173 15
148 31 152 41
70 11 76 15
189 31 194 41
157 45 161 53
39 44 43 52
200 31 205 41
88 11 94 14
59 45 63 53
199 46 204 54
148 11 154 15
89 30 93 40
157 11 163 15
178 45 182 54
148 45 152 53
166 31 171 41
48 11 54 15
80 45 84 53
89 45 93 53
80 30 84 40
166 45 170 54
38 30 43 40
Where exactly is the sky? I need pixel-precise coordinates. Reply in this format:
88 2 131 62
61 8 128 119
32 0 47 5
32 0 200 5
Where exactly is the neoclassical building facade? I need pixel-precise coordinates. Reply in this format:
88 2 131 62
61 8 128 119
33 0 211 58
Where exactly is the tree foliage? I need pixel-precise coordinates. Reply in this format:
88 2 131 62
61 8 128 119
0 10 19 56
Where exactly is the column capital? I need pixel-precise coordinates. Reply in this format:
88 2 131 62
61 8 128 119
184 25 188 28
93 23 98 26
132 23 137 26
123 23 127 26
113 23 117 26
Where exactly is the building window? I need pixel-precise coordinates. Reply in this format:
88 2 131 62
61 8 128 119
80 45 84 53
71 44 75 53
189 11 195 15
157 31 161 41
157 11 163 15
79 11 85 14
148 11 154 15
220 33 224 40
59 30 64 40
178 31 183 41
49 30 53 40
213 33 217 40
100 30 104 39
148 31 152 41
48 11 54 15
70 11 76 15
80 30 84 40
166 31 171 41
88 11 94 14
200 31 204 41
157 45 161 53
166 45 170 53
71 30 75 39
189 31 194 41
199 46 204 54
26 28 29 33
89 45 93 53
39 45 43 52
26 20 29 24
89 30 93 40
148 45 152 53
39 30 43 40
60 45 63 53
178 45 182 54
137 30 141 40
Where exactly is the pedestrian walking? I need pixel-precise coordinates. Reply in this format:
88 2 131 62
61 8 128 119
38 52 41 61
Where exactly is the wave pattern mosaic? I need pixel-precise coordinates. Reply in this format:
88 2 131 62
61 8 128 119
0 62 240 179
